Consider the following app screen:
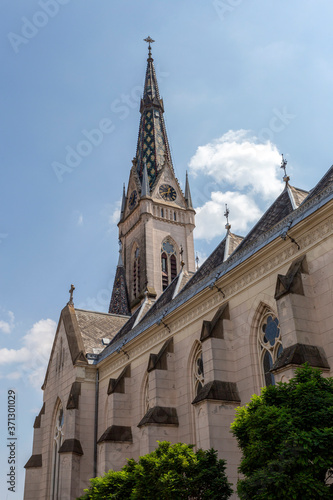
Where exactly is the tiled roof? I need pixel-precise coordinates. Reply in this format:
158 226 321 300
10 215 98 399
183 239 227 291
301 165 333 204
235 188 294 253
75 309 129 352
109 306 142 345
108 263 130 316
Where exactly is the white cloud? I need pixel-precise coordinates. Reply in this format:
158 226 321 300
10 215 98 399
0 318 56 388
195 190 262 240
189 130 286 240
189 129 284 200
0 310 15 334
109 200 121 226
77 213 83 226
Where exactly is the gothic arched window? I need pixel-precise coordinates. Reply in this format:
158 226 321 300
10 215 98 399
161 239 178 291
133 246 140 298
258 309 283 386
193 345 204 396
50 404 64 500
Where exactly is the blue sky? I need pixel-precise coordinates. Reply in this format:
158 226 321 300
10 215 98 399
1 0 333 497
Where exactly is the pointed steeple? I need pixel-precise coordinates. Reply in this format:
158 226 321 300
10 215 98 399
141 160 150 197
136 38 173 190
108 243 130 316
120 183 126 221
185 171 193 209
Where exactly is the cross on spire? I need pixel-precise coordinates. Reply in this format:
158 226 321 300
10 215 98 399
281 154 290 184
224 204 231 231
67 284 75 306
144 36 155 59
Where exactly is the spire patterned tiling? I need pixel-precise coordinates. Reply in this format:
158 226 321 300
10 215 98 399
136 40 173 190
108 250 130 316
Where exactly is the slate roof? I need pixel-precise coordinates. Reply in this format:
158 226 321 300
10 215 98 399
108 261 131 316
301 164 333 204
235 185 307 254
74 309 129 352
183 232 243 292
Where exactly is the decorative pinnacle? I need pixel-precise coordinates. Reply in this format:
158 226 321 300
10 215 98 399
281 154 290 184
67 284 75 306
144 36 155 59
195 253 200 271
224 204 231 231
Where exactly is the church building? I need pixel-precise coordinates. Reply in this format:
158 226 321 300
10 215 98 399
24 39 333 500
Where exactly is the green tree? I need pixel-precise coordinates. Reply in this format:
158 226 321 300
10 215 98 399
77 441 232 500
231 364 333 499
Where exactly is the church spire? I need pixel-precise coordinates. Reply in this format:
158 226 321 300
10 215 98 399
185 171 193 209
120 183 126 221
108 243 130 316
136 37 173 190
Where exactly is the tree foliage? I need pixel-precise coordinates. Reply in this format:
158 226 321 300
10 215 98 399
77 441 232 500
231 364 333 499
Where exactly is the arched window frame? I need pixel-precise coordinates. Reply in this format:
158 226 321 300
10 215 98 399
50 402 64 500
192 343 204 397
257 308 283 387
161 238 178 291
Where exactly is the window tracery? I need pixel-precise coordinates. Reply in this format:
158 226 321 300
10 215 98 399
161 239 178 290
193 345 204 396
258 309 283 386
50 404 64 500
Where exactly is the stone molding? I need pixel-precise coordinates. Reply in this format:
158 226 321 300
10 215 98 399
58 438 83 455
97 425 132 443
192 380 241 405
147 338 174 372
138 406 179 427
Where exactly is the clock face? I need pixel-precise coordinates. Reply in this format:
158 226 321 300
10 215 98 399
128 190 137 210
159 184 177 202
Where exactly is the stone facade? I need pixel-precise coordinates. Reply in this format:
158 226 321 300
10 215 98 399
24 45 333 500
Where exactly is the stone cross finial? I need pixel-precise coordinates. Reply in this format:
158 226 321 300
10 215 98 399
281 154 290 184
67 284 75 306
144 36 155 58
224 204 231 231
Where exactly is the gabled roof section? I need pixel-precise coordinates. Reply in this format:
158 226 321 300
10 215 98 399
235 187 296 254
75 308 129 352
136 48 173 190
288 185 309 208
301 164 333 204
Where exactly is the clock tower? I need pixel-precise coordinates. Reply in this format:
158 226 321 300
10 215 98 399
110 38 195 313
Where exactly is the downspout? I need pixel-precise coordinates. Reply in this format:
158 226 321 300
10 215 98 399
93 367 99 477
